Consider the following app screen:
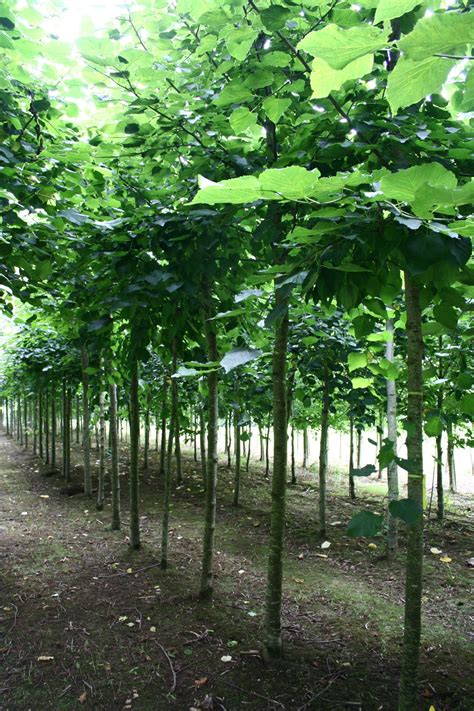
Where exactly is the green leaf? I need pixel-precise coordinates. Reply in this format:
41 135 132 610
386 56 456 114
398 11 474 61
347 511 383 538
259 167 321 200
348 351 368 372
297 24 389 70
229 107 258 134
310 55 373 98
214 81 253 107
220 348 262 373
374 0 422 24
388 498 422 524
124 123 140 134
377 440 395 468
459 393 474 417
0 16 14 30
222 26 259 61
351 376 373 389
262 97 291 124
424 415 443 437
380 164 457 203
190 175 263 205
433 303 458 331
352 464 376 477
30 99 51 113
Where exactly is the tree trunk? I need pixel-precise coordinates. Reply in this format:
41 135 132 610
97 384 106 511
159 402 167 477
233 409 241 507
129 356 140 550
199 406 206 488
80 346 92 497
225 415 232 468
76 394 80 444
386 317 399 558
436 343 444 522
349 416 355 500
38 388 43 459
377 407 383 479
173 378 182 484
23 398 28 449
62 382 71 482
5 397 9 435
51 386 57 469
318 373 330 539
303 427 308 469
143 395 150 470
290 425 296 484
265 424 270 478
264 303 289 658
447 421 456 493
109 381 120 531
356 428 362 468
161 356 176 570
246 424 252 473
398 272 424 711
259 424 264 462
199 287 219 600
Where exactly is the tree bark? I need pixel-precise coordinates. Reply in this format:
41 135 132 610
303 427 308 469
109 381 120 530
161 356 176 570
447 421 456 493
97 384 106 511
199 286 219 600
233 408 241 506
80 346 92 497
318 372 330 539
199 406 206 488
290 425 296 485
386 317 399 558
129 356 140 550
264 302 289 658
51 386 56 468
349 416 355 500
398 272 424 711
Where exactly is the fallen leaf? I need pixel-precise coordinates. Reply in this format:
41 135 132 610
194 677 208 688
298 553 304 560
37 655 54 661
430 547 442 555
78 691 87 704
440 556 452 563
126 568 133 574
294 578 305 584
39 495 49 499
221 655 232 662
316 553 328 558
149 626 156 633
321 541 331 549
368 543 377 550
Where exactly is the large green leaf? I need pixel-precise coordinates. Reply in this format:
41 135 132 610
222 26 259 62
388 498 422 524
310 55 373 98
459 393 474 417
347 511 383 538
348 351 368 372
230 107 258 134
297 24 388 70
374 0 422 24
262 97 291 124
220 348 262 373
190 175 263 205
259 167 321 200
398 11 474 61
379 164 457 203
386 56 456 114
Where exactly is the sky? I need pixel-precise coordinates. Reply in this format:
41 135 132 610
42 0 128 44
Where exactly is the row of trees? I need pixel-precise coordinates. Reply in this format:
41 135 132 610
0 1 473 709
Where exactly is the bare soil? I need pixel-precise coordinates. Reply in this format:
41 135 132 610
1 433 473 710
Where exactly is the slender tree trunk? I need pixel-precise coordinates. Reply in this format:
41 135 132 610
109 381 120 530
303 427 308 469
290 425 296 484
129 356 140 550
259 424 264 462
233 408 241 507
265 424 270 478
38 388 43 459
349 416 355 500
199 406 206 488
62 382 71 482
143 395 150 470
318 373 330 539
159 401 167 477
386 317 399 558
398 272 424 711
5 397 9 435
23 398 28 449
81 346 92 497
447 421 456 493
97 385 106 511
225 415 232 468
51 385 56 469
377 407 383 479
161 360 176 570
356 428 362 468
199 287 219 600
264 302 289 658
436 344 444 522
76 394 80 444
18 397 22 444
44 390 49 462
173 377 182 484
246 424 252 473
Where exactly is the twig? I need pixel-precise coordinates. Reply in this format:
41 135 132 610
219 679 285 708
297 672 342 710
155 641 177 693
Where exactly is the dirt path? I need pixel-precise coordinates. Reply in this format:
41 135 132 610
1 433 473 710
